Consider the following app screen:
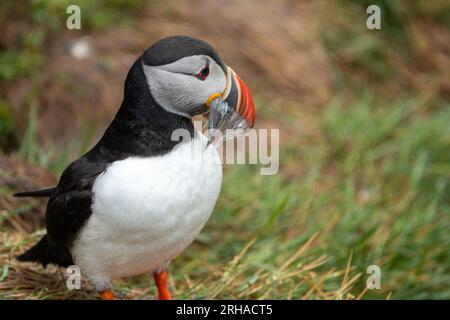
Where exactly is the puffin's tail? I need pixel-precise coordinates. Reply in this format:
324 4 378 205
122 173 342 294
13 186 57 198
17 235 73 267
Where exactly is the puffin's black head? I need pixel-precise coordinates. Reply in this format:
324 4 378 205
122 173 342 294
131 35 254 127
142 36 227 73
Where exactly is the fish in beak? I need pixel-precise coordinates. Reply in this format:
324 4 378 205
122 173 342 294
205 67 255 144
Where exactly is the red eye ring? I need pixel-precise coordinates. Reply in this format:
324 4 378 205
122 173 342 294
194 65 209 81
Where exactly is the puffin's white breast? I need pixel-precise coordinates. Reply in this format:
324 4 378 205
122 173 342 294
71 134 222 283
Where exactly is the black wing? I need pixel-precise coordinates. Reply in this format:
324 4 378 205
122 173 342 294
18 155 108 267
47 155 109 243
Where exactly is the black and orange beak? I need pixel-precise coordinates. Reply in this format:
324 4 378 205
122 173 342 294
222 67 255 128
206 67 255 128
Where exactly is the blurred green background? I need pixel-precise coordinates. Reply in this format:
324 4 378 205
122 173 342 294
0 0 449 299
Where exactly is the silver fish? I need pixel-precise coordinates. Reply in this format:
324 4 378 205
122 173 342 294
206 97 252 146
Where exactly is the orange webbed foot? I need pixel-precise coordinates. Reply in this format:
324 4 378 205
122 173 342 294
100 290 115 300
153 271 172 300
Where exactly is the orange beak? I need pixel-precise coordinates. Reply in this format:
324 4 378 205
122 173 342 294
221 67 256 128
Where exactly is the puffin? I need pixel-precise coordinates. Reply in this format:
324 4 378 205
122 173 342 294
14 35 255 300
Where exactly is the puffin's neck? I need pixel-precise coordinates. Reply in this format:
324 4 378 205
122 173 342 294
92 58 194 159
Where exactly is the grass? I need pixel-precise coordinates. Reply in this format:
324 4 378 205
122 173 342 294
17 107 88 174
173 94 448 299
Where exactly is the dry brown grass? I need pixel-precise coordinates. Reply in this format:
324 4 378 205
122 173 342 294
0 227 365 300
0 155 53 232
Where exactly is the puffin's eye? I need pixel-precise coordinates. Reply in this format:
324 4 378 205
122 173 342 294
194 65 209 81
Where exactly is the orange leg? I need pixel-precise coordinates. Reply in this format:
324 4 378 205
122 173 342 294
153 271 172 300
100 290 114 300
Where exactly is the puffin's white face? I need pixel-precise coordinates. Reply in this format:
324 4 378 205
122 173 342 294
142 55 227 117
